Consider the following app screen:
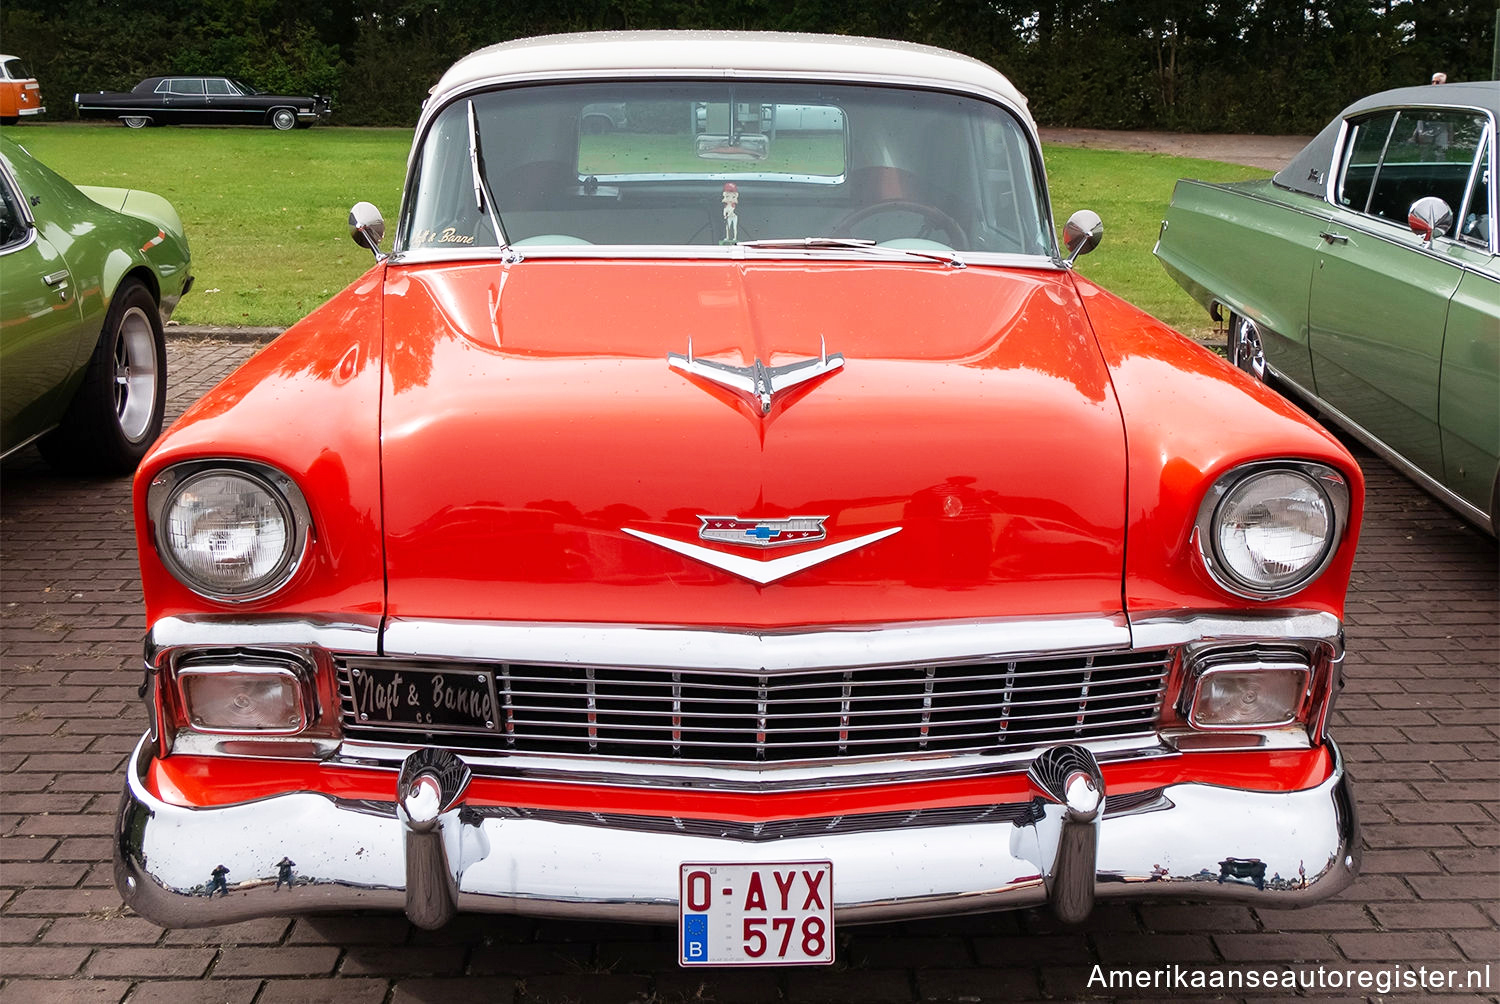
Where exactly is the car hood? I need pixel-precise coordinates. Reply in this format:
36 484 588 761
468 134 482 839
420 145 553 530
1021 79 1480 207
378 259 1127 627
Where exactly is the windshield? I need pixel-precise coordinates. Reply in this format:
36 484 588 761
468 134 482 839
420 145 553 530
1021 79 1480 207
400 81 1050 257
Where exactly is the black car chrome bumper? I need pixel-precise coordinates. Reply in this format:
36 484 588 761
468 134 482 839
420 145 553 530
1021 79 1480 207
115 735 1359 930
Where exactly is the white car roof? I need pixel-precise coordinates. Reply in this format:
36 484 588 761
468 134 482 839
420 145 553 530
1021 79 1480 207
424 31 1033 128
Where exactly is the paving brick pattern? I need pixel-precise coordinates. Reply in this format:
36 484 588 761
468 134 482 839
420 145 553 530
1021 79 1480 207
2 338 1496 1002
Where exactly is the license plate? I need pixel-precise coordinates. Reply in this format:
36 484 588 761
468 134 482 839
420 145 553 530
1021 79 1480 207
679 861 834 966
348 664 499 734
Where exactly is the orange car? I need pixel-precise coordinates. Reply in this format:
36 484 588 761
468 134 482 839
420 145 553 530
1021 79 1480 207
0 55 44 125
115 33 1364 962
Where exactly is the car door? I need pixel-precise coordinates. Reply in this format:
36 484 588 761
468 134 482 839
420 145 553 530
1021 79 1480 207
1307 107 1486 484
203 77 247 125
167 77 207 122
1439 135 1499 520
0 163 86 454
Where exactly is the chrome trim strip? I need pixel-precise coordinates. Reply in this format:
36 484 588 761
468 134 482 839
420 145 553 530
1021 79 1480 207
343 737 1172 781
1272 371 1494 534
115 735 1359 929
146 615 381 665
0 425 56 462
1128 610 1342 652
330 736 1170 792
379 614 1134 673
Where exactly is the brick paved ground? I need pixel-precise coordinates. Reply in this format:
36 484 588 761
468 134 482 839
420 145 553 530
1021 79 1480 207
2 338 1496 1003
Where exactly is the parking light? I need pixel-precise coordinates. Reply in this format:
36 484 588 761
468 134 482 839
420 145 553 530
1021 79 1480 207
177 662 308 733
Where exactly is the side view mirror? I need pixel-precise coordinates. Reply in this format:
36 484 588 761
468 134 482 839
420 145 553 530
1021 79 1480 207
348 201 386 261
1062 210 1103 265
1407 197 1453 246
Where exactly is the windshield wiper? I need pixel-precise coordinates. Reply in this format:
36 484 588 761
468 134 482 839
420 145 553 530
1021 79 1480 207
467 99 508 248
739 237 964 268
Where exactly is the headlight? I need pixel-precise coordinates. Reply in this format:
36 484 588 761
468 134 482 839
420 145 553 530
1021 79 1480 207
1196 463 1349 599
150 463 311 601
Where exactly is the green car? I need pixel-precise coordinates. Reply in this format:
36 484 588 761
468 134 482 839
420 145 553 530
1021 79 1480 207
0 134 191 472
1156 81 1498 535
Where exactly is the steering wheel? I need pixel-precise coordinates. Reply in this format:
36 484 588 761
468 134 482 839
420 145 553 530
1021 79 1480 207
831 200 968 248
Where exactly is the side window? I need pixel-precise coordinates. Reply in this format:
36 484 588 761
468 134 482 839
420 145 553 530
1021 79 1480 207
205 79 231 96
171 78 205 95
1460 138 1492 247
1336 111 1396 214
1338 107 1487 226
155 80 171 94
0 176 31 252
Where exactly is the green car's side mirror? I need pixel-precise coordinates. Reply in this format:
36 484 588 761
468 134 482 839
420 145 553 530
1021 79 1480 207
1407 196 1453 246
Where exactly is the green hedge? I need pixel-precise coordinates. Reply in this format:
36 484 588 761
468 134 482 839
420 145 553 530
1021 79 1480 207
4 0 1493 134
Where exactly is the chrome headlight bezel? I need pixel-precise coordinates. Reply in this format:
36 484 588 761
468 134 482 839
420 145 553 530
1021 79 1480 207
1194 461 1350 600
148 461 313 603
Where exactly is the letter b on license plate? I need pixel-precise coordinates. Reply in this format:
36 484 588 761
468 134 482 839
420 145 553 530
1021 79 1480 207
679 861 834 966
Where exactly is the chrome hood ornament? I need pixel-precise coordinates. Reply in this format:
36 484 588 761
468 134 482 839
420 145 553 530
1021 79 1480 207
668 337 844 415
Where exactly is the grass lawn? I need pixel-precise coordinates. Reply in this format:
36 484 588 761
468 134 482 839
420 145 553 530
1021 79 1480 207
9 124 411 327
7 123 1263 335
1045 145 1265 338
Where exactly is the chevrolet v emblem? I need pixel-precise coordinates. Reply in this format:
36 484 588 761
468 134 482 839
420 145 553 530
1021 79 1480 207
699 515 826 548
623 525 901 584
668 337 844 415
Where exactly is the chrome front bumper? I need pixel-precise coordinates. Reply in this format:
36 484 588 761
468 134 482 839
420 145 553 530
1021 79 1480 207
115 736 1359 930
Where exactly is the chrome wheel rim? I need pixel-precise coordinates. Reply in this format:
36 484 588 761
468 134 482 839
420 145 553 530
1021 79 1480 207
123 117 147 129
113 306 158 442
1231 316 1266 381
273 109 295 130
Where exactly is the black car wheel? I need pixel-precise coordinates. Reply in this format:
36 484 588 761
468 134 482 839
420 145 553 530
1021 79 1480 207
271 108 297 131
122 116 150 129
38 280 166 474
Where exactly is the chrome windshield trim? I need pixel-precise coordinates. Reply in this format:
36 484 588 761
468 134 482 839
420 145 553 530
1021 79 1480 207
332 735 1173 792
379 614 1134 674
386 245 1056 270
146 615 381 666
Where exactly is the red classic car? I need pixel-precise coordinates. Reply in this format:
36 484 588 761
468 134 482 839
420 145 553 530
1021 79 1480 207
117 33 1362 964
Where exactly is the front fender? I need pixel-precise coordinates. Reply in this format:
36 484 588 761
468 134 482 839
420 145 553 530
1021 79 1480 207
1074 275 1363 618
133 267 387 624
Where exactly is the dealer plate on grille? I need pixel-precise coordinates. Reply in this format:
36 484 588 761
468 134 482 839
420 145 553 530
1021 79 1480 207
679 861 834 966
349 664 499 733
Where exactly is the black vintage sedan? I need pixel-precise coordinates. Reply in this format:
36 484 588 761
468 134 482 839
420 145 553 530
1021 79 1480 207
75 76 330 130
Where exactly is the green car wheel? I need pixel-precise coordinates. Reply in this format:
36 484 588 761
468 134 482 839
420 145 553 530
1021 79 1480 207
38 280 166 473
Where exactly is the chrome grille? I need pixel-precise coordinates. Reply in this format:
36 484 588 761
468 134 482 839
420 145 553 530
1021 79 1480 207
337 649 1171 763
